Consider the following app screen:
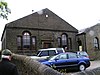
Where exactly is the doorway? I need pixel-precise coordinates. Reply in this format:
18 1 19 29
42 40 53 48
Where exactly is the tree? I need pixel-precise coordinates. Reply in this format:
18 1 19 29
0 1 11 20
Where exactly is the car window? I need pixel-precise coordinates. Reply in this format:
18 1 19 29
57 50 63 53
80 52 88 55
68 53 77 59
77 51 89 57
49 50 56 56
59 54 67 59
39 51 48 56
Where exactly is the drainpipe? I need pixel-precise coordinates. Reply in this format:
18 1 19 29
84 33 87 52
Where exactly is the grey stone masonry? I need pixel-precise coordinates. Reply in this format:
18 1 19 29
12 54 64 75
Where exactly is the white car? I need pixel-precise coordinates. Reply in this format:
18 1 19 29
30 48 65 60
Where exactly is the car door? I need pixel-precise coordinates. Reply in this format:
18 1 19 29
66 53 79 67
52 53 68 68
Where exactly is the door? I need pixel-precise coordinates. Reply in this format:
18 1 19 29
42 40 53 48
53 54 68 68
66 53 79 67
43 42 52 48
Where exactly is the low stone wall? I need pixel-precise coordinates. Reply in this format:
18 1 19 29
11 54 100 75
12 54 64 75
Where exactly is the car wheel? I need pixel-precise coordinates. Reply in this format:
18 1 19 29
79 64 86 71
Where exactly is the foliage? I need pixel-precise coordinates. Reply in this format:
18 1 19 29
0 1 11 20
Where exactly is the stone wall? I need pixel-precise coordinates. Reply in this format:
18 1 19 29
12 54 100 75
12 54 64 75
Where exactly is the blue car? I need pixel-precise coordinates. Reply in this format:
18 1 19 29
39 52 90 71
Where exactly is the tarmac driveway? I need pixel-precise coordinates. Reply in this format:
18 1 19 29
67 60 100 74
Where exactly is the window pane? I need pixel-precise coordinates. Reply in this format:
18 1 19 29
32 37 35 45
17 36 21 50
59 54 67 59
68 38 72 49
57 50 63 54
49 50 56 56
40 51 48 56
94 37 99 49
17 37 21 46
68 53 77 59
62 34 67 45
23 32 30 49
58 37 61 47
32 37 36 50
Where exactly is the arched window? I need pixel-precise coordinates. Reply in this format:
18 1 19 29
17 31 36 50
61 33 68 48
94 37 99 49
23 32 30 49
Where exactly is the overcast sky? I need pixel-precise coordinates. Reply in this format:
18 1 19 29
0 0 100 49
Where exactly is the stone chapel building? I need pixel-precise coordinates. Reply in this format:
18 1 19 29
1 8 78 55
77 23 100 60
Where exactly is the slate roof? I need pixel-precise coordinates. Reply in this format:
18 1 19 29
5 8 78 32
78 23 100 34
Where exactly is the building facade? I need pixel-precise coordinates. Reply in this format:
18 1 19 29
1 8 78 55
77 23 100 60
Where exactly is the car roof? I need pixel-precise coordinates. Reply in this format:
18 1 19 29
38 48 64 51
59 52 76 55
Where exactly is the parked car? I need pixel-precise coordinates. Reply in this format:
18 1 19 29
39 52 90 71
76 51 89 58
30 48 65 60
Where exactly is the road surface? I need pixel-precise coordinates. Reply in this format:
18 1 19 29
67 60 100 74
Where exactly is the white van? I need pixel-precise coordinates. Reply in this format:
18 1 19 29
30 48 65 60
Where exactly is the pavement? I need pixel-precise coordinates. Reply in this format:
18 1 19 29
87 60 100 70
